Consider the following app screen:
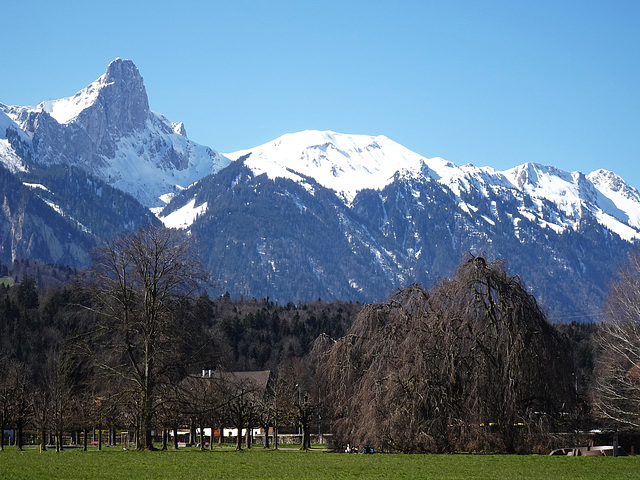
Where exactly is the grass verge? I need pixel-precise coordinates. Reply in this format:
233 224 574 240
1 445 640 479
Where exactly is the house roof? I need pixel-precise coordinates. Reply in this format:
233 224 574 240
198 370 273 396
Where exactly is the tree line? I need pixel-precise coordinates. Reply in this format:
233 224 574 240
0 226 358 451
1 225 640 453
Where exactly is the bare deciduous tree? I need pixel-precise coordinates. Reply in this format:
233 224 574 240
593 249 640 428
0 360 32 451
87 225 208 450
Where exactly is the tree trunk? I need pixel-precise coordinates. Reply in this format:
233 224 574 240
39 427 46 453
189 419 196 446
218 425 224 446
16 418 23 451
161 428 168 451
235 426 243 451
246 425 252 449
173 425 179 449
39 407 47 453
300 423 310 450
138 377 155 450
139 407 154 450
200 423 205 451
273 424 278 450
98 423 103 451
83 427 88 451
144 428 152 450
263 425 270 449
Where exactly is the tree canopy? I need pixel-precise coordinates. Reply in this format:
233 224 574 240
314 255 574 453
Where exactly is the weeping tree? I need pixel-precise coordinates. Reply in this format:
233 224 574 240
314 254 574 453
86 225 209 450
593 248 640 428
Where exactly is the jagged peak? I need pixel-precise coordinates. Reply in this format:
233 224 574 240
104 58 144 86
35 58 149 127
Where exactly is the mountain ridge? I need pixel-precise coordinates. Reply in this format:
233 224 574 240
217 129 640 243
1 58 638 320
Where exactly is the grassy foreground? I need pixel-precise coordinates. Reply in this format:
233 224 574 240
1 446 639 479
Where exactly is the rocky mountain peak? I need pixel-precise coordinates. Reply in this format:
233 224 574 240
92 57 149 132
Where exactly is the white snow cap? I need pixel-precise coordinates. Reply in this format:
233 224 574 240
225 130 451 202
225 130 640 241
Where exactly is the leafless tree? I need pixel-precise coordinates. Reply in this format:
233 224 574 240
314 254 573 453
263 364 299 450
593 248 640 428
86 225 208 450
210 371 271 450
0 361 32 451
177 373 231 450
0 358 25 451
275 357 315 450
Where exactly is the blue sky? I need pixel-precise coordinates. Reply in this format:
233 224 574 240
3 1 639 187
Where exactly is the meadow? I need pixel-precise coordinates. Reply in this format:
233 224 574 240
1 446 639 479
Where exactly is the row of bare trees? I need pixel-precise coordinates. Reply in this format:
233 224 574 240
0 226 318 451
0 352 317 452
28 226 319 451
5 222 640 454
169 359 316 451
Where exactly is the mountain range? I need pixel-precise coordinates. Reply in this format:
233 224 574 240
1 58 638 320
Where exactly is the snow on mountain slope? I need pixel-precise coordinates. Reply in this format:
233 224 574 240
38 74 106 124
160 198 208 229
225 130 440 203
226 130 640 241
588 169 640 229
502 163 640 241
100 112 229 207
0 139 26 173
3 58 640 243
0 108 29 172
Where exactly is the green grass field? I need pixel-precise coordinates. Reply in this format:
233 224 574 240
1 446 639 479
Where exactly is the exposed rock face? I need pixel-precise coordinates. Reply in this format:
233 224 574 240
96 58 150 132
74 58 149 156
29 58 149 171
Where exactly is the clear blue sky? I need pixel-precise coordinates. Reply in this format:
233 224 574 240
3 1 639 187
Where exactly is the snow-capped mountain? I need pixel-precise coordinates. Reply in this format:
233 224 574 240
222 130 640 242
0 58 229 208
1 59 638 320
225 130 435 203
156 129 640 319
